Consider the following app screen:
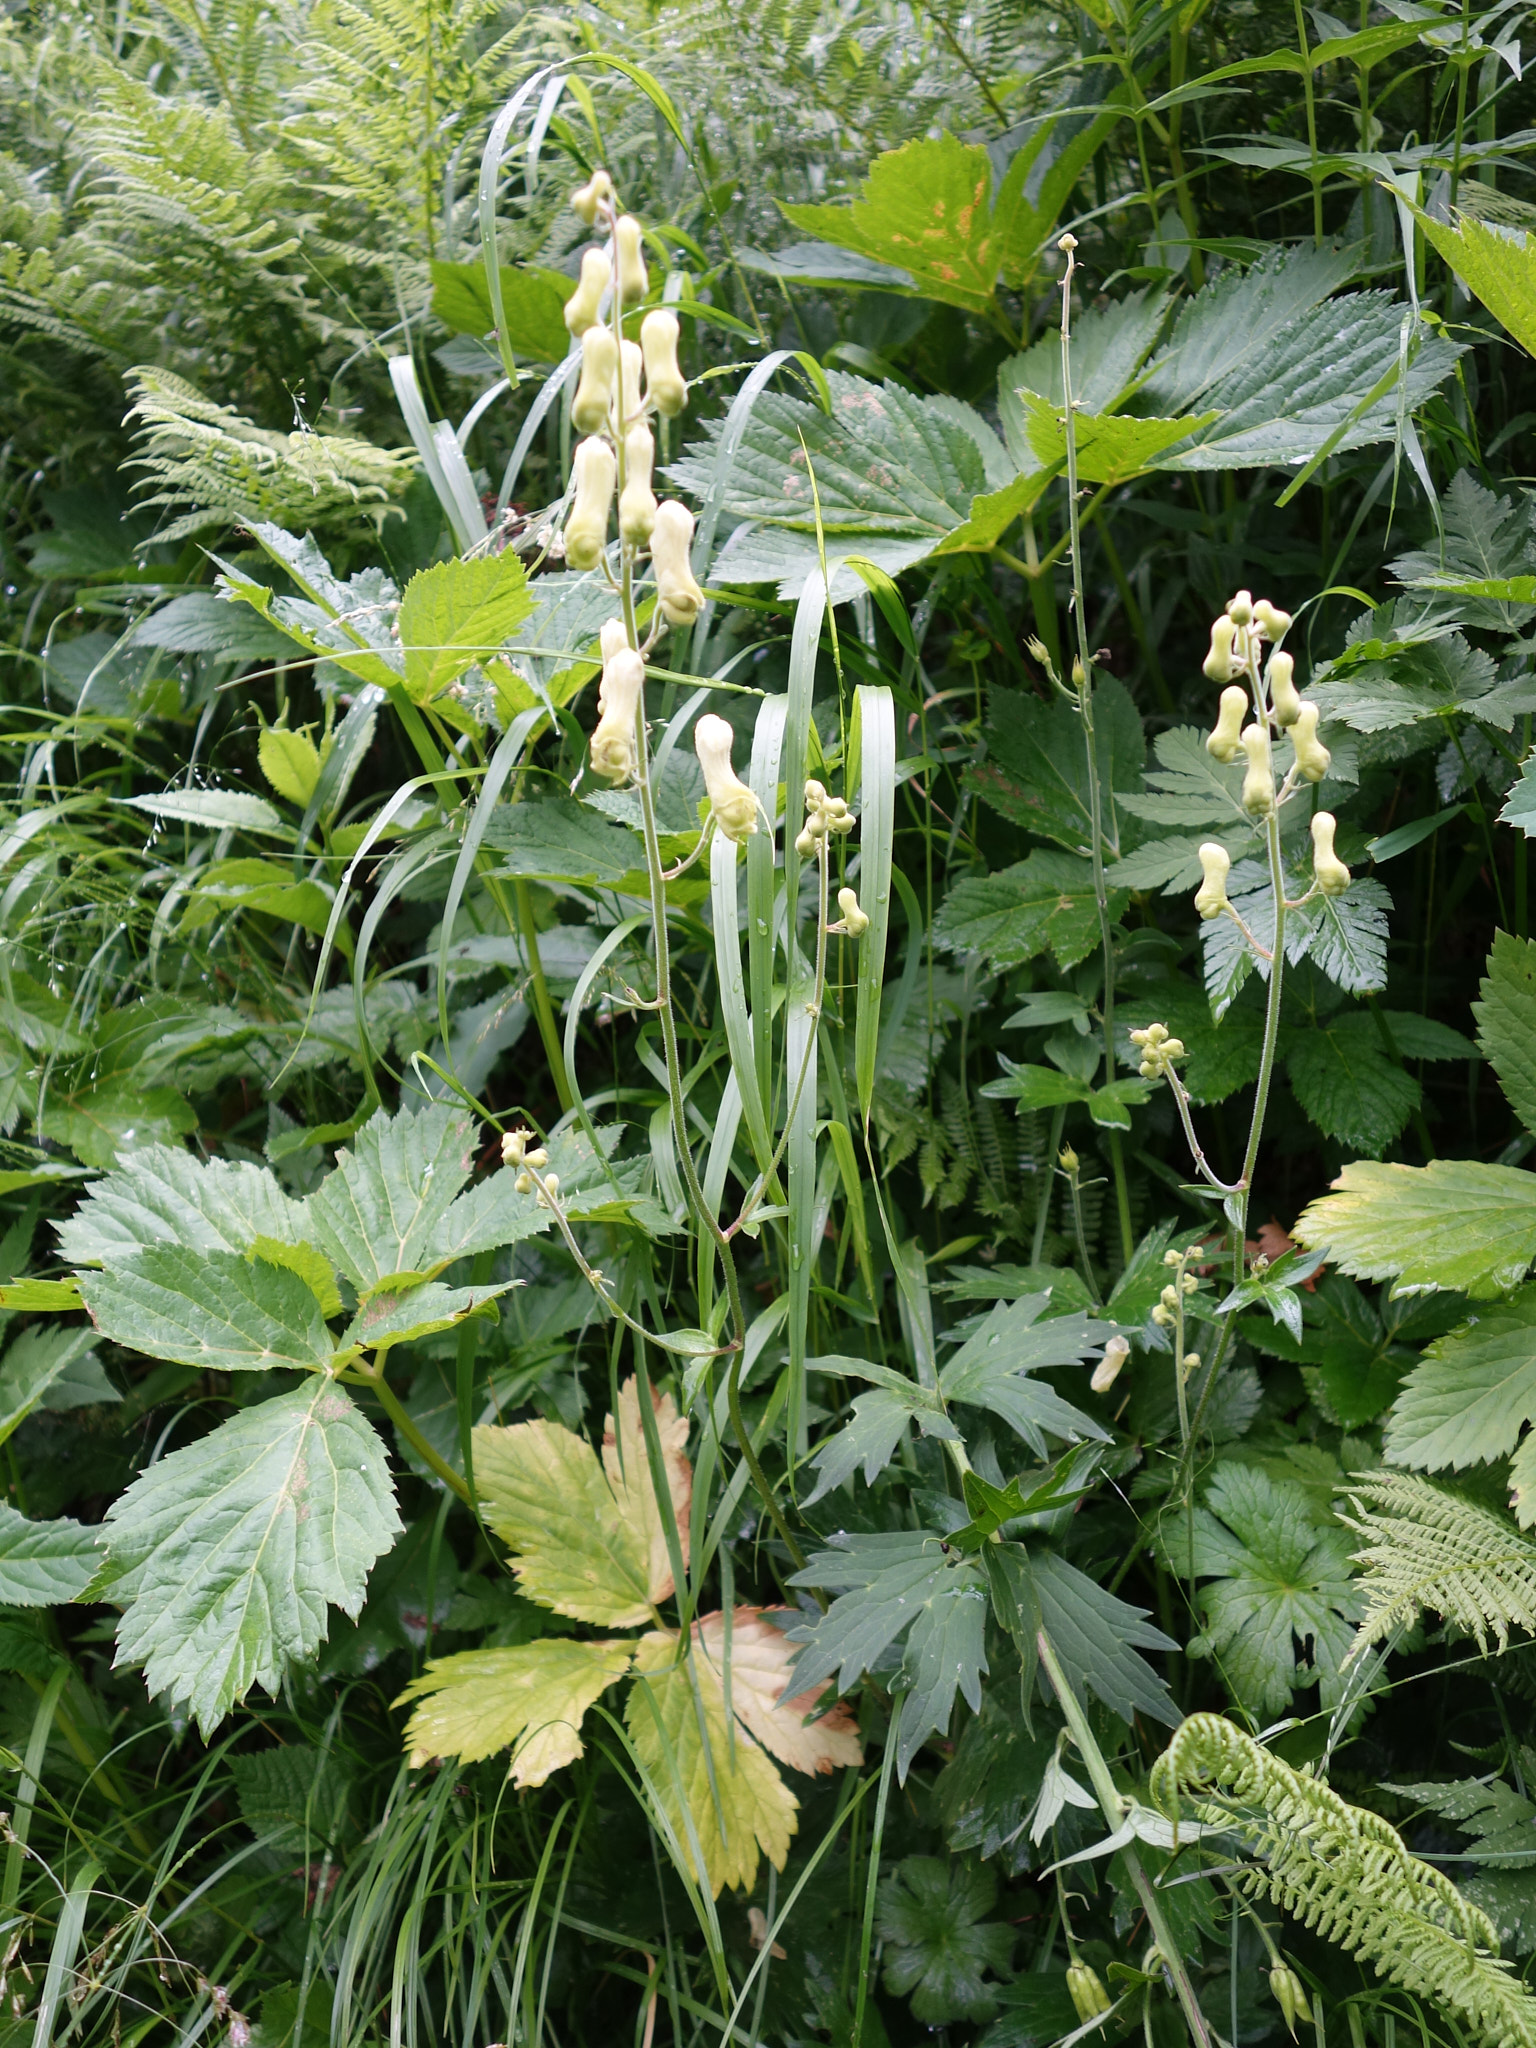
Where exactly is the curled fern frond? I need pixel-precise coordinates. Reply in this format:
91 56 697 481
125 365 415 542
1339 1471 1536 1655
1151 1713 1536 2048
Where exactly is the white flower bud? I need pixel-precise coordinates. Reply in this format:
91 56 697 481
619 423 658 545
1254 598 1293 640
1091 1334 1130 1393
794 826 816 857
1227 588 1254 626
694 713 758 843
1240 725 1274 816
650 500 704 627
590 631 645 785
1310 811 1350 896
564 247 611 338
572 324 619 435
1290 700 1331 782
837 886 869 936
615 214 648 307
641 308 686 417
1161 1285 1180 1311
1194 842 1231 920
1268 649 1302 727
614 338 643 432
1206 684 1248 762
564 437 616 572
1163 1249 1184 1268
1203 616 1240 683
571 169 615 225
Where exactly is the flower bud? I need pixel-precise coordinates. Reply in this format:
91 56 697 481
590 631 645 785
1290 700 1331 782
1267 649 1302 727
1254 598 1293 640
1310 811 1350 896
1194 842 1231 921
1240 725 1274 816
570 169 615 225
614 338 643 432
572 324 619 435
1066 1964 1111 2025
565 436 616 571
1206 684 1247 762
1182 1351 1201 1374
1269 1963 1311 2038
651 500 704 627
1059 1144 1079 1172
1152 1304 1175 1328
837 886 869 936
794 826 816 857
641 309 686 418
619 423 658 545
615 214 648 307
1227 588 1253 626
1203 616 1239 683
564 247 611 338
1091 1334 1130 1394
1163 1249 1184 1268
1161 1284 1180 1311
694 712 758 843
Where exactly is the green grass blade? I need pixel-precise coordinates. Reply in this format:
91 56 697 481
747 694 788 1119
31 1855 101 2048
850 683 895 1124
709 834 772 1172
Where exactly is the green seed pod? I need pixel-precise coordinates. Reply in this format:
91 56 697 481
615 214 648 307
564 247 611 338
651 500 704 627
572 325 619 435
1290 699 1331 782
1268 649 1302 727
565 436 616 572
1206 683 1248 761
640 308 686 417
1240 725 1274 816
1269 1963 1312 2038
619 423 658 545
1066 1964 1111 2025
570 168 615 225
1310 810 1350 895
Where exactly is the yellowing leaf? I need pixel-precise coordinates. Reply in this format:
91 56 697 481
474 1418 653 1624
602 1380 692 1606
396 1637 632 1787
695 1608 863 1776
258 724 324 807
627 1629 798 1897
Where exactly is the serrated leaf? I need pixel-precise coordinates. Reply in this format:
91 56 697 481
1391 471 1536 635
1298 878 1391 993
39 1079 197 1168
802 1367 955 1506
1026 1549 1178 1724
79 1246 335 1372
938 1297 1110 1455
398 1637 633 1786
1308 627 1506 731
1175 1463 1361 1716
602 1378 693 1608
1296 1159 1536 1299
0 1503 101 1605
0 1327 106 1446
258 726 324 808
1020 395 1218 481
1138 242 1363 411
91 1381 400 1734
58 1144 308 1265
230 1744 354 1852
429 258 574 361
935 850 1126 973
1286 1014 1420 1153
182 859 346 951
695 1608 862 1775
876 1857 1013 2023
965 678 1145 856
1383 1287 1536 1474
398 554 535 703
249 1237 343 1318
484 796 645 888
1475 931 1536 1136
1104 827 1249 894
627 1627 799 1896
120 789 286 835
1413 208 1536 361
340 1277 510 1354
1115 725 1250 830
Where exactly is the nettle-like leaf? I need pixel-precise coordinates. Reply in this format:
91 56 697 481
1413 207 1536 364
1243 1274 1452 1429
398 1638 635 1786
934 851 1127 974
1172 1463 1362 1716
87 1380 401 1734
0 1326 114 1447
79 1246 338 1372
58 1144 308 1264
965 678 1145 859
875 1856 1013 2023
1475 930 1536 1137
0 1502 102 1605
1296 1159 1536 1299
1308 618 1532 733
1384 1287 1536 1516
1200 859 1391 1018
1392 470 1536 636
397 554 535 705
1286 1013 1440 1155
473 1382 691 1626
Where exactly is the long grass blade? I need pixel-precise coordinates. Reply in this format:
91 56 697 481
850 683 895 1124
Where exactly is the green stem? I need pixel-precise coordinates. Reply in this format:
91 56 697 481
510 877 573 1112
362 1357 471 1504
1035 1629 1212 2048
1292 0 1324 245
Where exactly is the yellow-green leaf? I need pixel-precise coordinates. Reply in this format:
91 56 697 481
601 1379 692 1607
397 1637 632 1786
474 1416 653 1624
247 1236 344 1320
627 1629 798 1897
1414 206 1536 359
258 725 324 808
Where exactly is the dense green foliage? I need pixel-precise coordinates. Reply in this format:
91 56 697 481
4 1 1536 2044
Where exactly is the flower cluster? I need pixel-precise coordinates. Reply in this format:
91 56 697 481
1130 1021 1185 1078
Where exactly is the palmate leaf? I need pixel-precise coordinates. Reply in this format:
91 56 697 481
983 1543 1177 1726
79 1246 337 1372
0 1503 101 1605
1114 725 1250 831
398 1637 634 1786
693 1608 862 1778
934 851 1126 973
397 554 535 704
1307 625 1522 732
964 678 1145 857
1296 1158 1536 1299
1475 930 1536 1137
88 1381 400 1735
938 1297 1110 1455
875 1858 1013 2023
1383 1287 1536 1492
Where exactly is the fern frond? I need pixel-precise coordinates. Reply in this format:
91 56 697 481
125 365 415 540
1151 1713 1536 2048
1339 1472 1536 1655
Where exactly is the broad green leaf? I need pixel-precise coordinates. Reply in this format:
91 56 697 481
258 725 324 808
397 554 535 704
938 1297 1111 1455
58 1144 307 1265
965 677 1145 857
398 1637 633 1785
1174 1463 1361 1716
0 1279 84 1313
1500 760 1536 837
119 789 285 835
230 1744 354 1853
484 795 644 888
627 1628 798 1897
306 1103 475 1290
429 258 574 361
1114 725 1250 830
935 1687 1058 1862
182 859 348 951
39 1079 197 1169
1475 931 1536 1136
1384 1288 1536 1473
0 1327 108 1446
504 573 627 706
339 1277 510 1355
1296 1158 1536 1298
876 1857 1013 2023
986 1544 1177 1725
980 1062 1092 1113
248 1237 343 1319
997 289 1169 436
934 851 1126 973
1134 988 1263 1103
89 1381 400 1733
1139 242 1363 411
1020 395 1217 482
79 1246 336 1372
1391 471 1536 635
1286 1014 1421 1154
1413 208 1536 359
0 1503 101 1605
